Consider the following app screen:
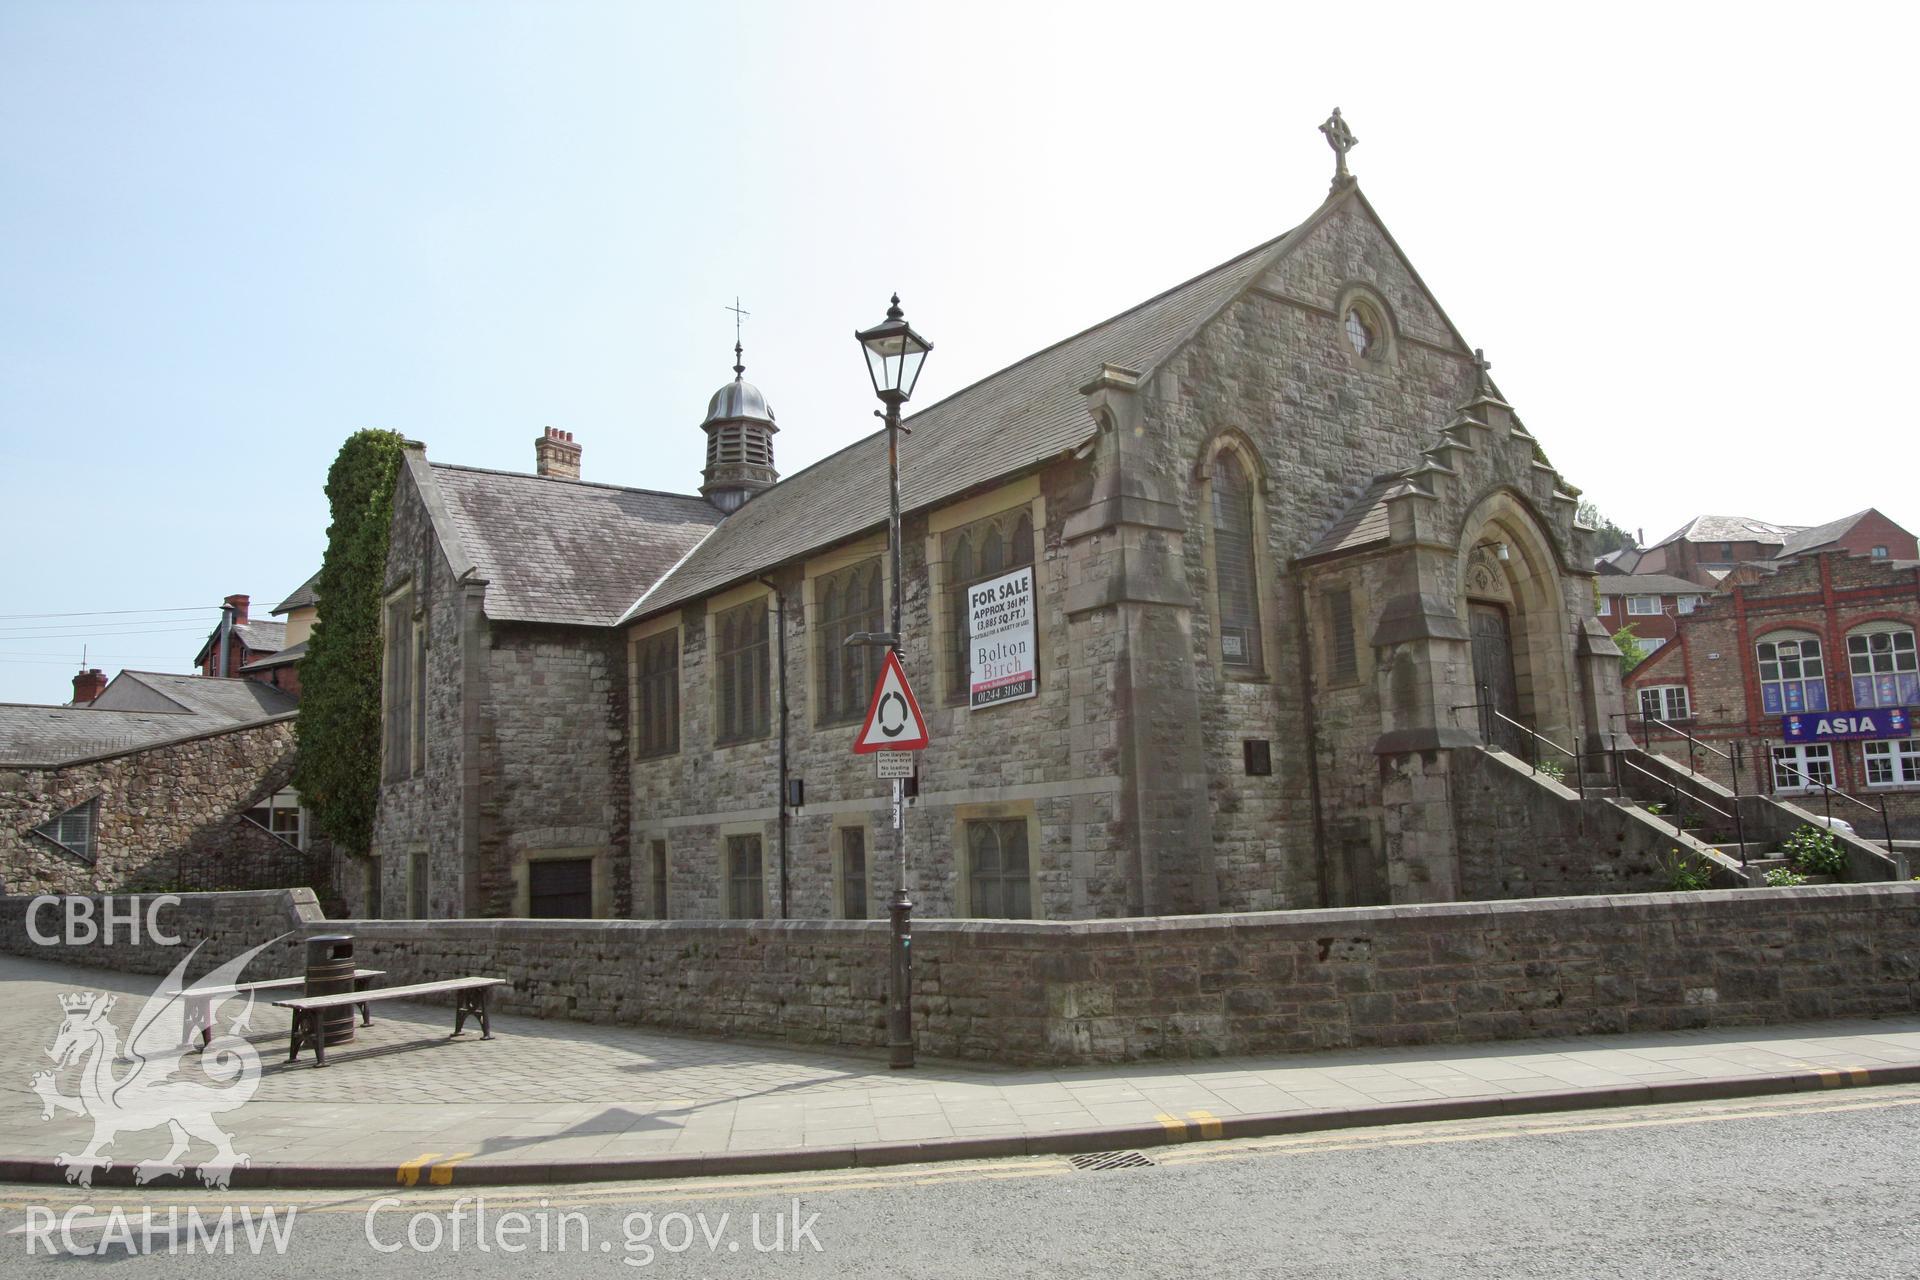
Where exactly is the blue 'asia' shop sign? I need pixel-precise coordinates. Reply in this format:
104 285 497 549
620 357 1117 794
1781 706 1911 742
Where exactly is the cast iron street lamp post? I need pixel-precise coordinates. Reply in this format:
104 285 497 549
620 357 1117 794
854 293 931 1070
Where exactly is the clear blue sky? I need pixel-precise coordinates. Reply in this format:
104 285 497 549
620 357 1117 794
3 1 1915 703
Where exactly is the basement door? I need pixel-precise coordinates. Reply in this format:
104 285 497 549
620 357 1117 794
528 858 594 919
1469 602 1526 756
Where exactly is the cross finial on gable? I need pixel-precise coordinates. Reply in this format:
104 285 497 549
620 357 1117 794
1319 108 1357 191
1472 347 1493 393
725 297 751 378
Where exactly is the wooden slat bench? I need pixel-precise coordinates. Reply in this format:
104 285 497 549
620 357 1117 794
273 977 507 1068
167 970 386 1049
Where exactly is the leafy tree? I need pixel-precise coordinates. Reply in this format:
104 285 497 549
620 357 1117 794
1613 624 1648 677
293 430 409 857
1578 499 1636 557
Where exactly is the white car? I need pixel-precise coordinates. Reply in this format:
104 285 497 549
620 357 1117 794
1806 815 1856 836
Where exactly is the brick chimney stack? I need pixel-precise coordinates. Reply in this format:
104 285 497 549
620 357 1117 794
535 427 582 480
71 668 108 704
224 593 250 625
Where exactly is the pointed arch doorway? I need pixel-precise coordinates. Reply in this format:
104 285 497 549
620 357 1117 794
1455 492 1578 760
1469 600 1525 755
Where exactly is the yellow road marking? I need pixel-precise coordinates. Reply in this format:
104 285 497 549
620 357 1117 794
1156 1093 1920 1168
427 1153 475 1185
395 1153 442 1187
1187 1109 1223 1139
1155 1113 1187 1137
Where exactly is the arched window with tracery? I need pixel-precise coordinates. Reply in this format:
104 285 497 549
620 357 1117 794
941 509 1035 703
815 559 885 726
1209 450 1264 670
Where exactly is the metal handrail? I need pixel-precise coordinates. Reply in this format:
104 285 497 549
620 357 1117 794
1451 695 1587 804
1769 757 1881 817
1644 714 1732 761
1490 709 1576 761
1616 755 1743 865
1765 754 1896 855
1620 757 1732 822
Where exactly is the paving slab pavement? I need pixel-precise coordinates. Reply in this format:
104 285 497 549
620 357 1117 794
4 950 1918 1189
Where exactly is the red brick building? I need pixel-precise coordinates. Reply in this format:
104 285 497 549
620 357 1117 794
192 594 287 683
1594 573 1705 654
1624 550 1920 838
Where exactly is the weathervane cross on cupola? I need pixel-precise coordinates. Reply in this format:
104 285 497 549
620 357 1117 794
1319 107 1358 191
725 296 751 378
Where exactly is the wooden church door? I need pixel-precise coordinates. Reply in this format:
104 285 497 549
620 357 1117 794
1469 602 1525 755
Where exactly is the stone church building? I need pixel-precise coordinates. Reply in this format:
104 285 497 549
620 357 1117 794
370 119 1624 921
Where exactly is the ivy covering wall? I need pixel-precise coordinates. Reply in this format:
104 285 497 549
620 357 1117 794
292 429 408 856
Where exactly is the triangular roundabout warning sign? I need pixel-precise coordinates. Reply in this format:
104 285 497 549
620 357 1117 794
852 649 930 753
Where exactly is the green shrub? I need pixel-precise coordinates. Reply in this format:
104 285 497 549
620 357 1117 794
1782 825 1846 878
1643 801 1667 817
1659 849 1714 892
1614 625 1648 677
1537 758 1565 783
1764 867 1809 888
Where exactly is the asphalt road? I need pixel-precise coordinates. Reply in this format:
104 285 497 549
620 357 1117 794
6 1085 1920 1278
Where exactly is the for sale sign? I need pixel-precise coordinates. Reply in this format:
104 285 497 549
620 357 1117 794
967 565 1037 709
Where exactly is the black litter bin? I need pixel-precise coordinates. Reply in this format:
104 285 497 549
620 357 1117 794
303 934 356 1046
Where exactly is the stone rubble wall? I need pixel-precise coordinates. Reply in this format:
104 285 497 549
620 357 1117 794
371 463 473 918
7 885 1918 1066
0 720 309 897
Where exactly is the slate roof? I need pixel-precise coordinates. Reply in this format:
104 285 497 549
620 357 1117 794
1649 514 1801 550
192 619 288 669
631 207 1340 620
1778 509 1873 558
239 638 308 671
235 621 287 652
1298 474 1410 560
427 465 724 627
90 670 299 719
0 672 296 766
1595 574 1707 596
272 572 320 615
1595 547 1643 574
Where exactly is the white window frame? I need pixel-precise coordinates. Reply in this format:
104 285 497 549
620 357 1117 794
1872 546 1890 559
1847 626 1917 709
1626 595 1662 616
1757 633 1828 714
1638 685 1690 723
1676 595 1702 614
242 787 307 850
1864 739 1920 788
33 798 99 863
1771 743 1834 794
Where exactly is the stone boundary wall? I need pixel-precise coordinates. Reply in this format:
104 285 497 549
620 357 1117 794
5 886 1918 1065
1452 747 1747 899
